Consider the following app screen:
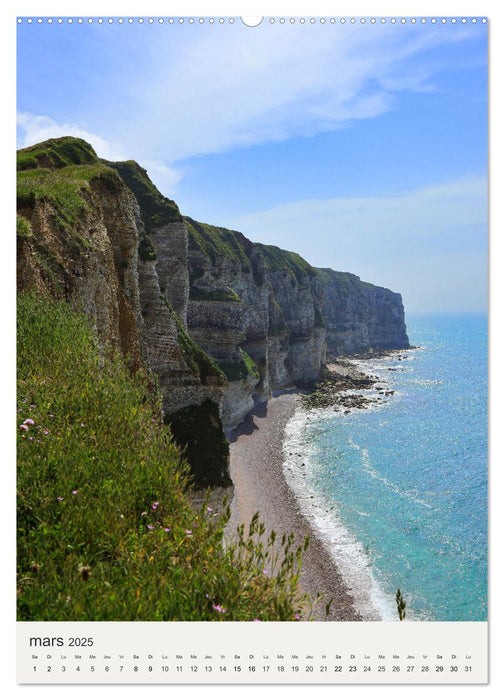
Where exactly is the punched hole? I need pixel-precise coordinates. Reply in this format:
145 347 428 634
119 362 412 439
241 17 263 27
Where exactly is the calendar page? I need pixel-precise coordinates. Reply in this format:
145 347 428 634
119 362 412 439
15 1 489 686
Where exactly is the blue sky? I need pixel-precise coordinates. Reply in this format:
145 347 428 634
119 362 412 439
16 17 488 313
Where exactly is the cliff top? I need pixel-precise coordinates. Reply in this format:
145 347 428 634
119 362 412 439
17 136 99 171
104 159 183 231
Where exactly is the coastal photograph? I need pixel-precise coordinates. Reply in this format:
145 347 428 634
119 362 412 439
16 16 487 623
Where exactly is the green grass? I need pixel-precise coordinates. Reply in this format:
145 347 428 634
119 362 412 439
189 286 241 302
17 163 124 233
218 349 260 382
257 243 315 284
18 293 311 621
314 268 364 296
185 217 252 270
17 215 32 239
104 159 182 232
17 137 98 172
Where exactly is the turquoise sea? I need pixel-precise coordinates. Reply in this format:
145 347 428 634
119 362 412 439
283 314 487 621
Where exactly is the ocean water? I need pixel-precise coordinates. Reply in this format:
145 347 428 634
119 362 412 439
283 314 487 621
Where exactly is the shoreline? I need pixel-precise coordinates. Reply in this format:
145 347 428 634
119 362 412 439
226 391 362 621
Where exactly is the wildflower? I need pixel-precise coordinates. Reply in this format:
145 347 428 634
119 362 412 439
147 524 154 530
80 423 85 427
253 619 261 622
23 418 35 426
57 496 64 501
212 604 226 614
43 430 49 435
71 490 78 495
164 528 171 532
185 529 192 535
262 569 268 575
141 511 147 517
19 424 29 432
152 501 159 511
294 614 301 621
206 506 213 513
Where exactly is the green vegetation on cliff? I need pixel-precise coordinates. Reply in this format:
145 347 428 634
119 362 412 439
17 160 125 291
185 217 252 270
164 297 226 386
257 243 316 284
218 348 260 382
17 293 310 621
314 267 361 295
105 159 182 232
189 286 241 302
17 162 124 233
16 215 32 239
17 136 98 172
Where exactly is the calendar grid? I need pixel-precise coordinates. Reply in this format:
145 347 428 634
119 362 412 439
17 621 488 684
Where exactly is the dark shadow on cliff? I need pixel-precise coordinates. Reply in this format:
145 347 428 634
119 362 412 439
227 400 269 443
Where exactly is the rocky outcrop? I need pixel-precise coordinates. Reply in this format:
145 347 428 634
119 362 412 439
17 159 145 371
17 136 410 485
17 138 229 487
314 269 410 356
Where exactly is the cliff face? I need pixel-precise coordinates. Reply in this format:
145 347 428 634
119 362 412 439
17 136 409 486
315 269 410 356
17 138 229 487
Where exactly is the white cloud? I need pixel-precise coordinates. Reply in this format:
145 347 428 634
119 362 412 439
229 176 487 311
16 112 183 196
141 159 183 195
17 22 482 196
17 112 127 162
114 22 477 163
230 175 487 250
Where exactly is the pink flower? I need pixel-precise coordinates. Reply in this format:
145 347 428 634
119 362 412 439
24 418 35 425
262 569 268 575
19 424 29 432
212 604 226 614
294 614 301 620
206 506 213 513
185 529 192 535
57 497 64 501
43 430 49 435
147 524 154 530
164 528 171 532
71 490 78 495
152 502 159 511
